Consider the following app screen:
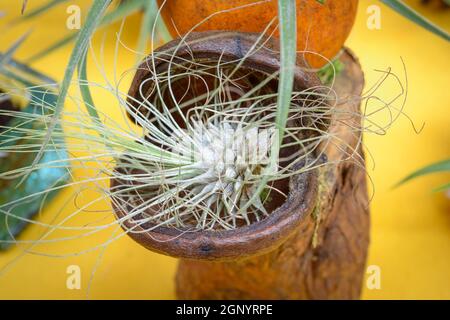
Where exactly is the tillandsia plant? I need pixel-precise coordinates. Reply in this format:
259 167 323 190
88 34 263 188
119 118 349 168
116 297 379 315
0 37 69 250
0 1 408 251
0 1 418 299
0 0 444 301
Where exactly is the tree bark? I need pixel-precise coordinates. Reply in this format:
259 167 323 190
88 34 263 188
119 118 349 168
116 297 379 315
176 48 369 300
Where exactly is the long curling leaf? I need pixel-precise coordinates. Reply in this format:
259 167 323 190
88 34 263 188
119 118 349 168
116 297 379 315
22 0 111 184
274 0 298 146
433 182 450 193
381 0 450 42
77 52 102 125
135 0 172 61
136 0 158 64
243 0 297 211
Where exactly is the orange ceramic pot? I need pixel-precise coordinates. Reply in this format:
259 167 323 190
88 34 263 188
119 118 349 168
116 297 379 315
157 0 358 68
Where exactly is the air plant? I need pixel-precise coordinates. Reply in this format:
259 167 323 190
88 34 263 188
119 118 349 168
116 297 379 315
0 0 411 268
0 19 410 261
8 0 446 172
7 1 448 172
0 0 441 301
1 32 330 237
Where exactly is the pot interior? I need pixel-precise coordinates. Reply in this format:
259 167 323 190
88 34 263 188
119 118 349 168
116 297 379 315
114 32 325 235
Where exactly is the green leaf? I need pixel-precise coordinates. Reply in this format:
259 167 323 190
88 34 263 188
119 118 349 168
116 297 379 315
24 0 111 182
395 159 450 187
136 0 158 63
243 0 297 211
134 0 172 60
77 51 103 125
318 59 344 85
381 0 450 42
0 31 30 70
274 0 298 147
433 182 450 193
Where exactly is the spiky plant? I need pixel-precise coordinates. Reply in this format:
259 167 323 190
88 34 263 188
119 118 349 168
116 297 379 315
0 29 410 260
0 0 413 251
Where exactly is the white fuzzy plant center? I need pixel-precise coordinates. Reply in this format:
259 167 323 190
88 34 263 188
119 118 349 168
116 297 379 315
166 120 277 229
111 62 321 232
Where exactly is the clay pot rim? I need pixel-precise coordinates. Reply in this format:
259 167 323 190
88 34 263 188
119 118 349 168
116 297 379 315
113 31 322 261
111 161 319 261
126 31 321 124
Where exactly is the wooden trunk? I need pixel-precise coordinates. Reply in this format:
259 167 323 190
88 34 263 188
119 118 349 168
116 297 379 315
176 49 369 300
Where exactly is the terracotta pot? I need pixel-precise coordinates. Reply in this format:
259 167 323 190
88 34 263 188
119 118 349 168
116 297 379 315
113 31 369 299
157 0 359 68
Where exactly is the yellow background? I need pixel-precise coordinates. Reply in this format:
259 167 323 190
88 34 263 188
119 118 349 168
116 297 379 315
0 0 449 299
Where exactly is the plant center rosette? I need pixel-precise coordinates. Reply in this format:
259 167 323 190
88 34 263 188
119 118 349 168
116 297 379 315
111 32 331 260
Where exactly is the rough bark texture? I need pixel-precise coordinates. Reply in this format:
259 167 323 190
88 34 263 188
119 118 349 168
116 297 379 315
176 49 369 300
